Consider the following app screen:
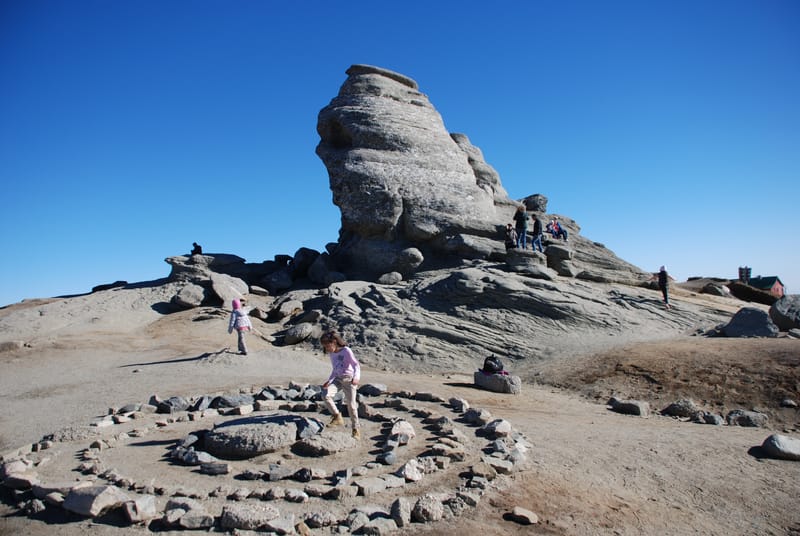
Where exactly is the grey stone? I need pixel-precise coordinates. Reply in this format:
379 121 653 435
396 459 423 482
354 476 387 496
391 497 411 527
378 271 403 285
474 371 521 394
411 493 445 522
609 397 650 417
448 397 469 412
219 503 280 530
509 506 539 525
482 418 513 437
172 283 206 308
661 399 699 418
359 383 388 396
123 494 157 524
294 433 357 456
360 517 399 535
284 322 314 344
722 307 779 338
463 408 493 425
157 396 191 414
205 421 298 459
769 295 800 331
63 485 131 517
209 272 248 306
760 434 800 461
726 409 769 427
305 510 339 528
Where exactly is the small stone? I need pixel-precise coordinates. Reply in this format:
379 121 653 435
509 506 539 525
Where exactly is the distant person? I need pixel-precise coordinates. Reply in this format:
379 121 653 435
652 266 672 309
227 298 252 355
504 223 518 250
530 213 544 252
191 242 203 255
320 330 361 439
513 206 529 249
547 217 568 242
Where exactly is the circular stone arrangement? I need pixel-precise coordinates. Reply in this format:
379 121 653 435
0 381 531 533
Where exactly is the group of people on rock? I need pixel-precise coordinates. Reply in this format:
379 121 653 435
505 206 568 251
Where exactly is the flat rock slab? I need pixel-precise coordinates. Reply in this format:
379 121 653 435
293 433 357 457
205 421 298 459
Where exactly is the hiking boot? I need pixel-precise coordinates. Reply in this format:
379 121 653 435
351 428 361 440
328 414 344 426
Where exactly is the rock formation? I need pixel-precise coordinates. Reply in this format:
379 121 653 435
316 64 516 278
316 64 650 286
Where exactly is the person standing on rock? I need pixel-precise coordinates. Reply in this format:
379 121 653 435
513 205 529 249
530 213 544 252
652 266 672 309
504 223 518 250
227 298 252 355
321 330 361 439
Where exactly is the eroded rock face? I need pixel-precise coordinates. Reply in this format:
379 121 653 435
316 64 514 277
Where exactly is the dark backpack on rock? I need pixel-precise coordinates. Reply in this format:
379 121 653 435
483 356 504 374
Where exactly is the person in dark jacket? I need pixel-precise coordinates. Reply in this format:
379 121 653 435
653 266 672 309
513 206 528 249
530 214 544 252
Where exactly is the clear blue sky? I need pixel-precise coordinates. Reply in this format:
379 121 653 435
1 0 798 306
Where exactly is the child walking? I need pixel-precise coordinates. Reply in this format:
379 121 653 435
228 298 252 355
320 330 361 439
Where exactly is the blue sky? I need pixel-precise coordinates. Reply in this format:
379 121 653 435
1 0 798 306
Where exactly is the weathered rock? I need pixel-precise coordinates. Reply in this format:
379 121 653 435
390 496 412 527
509 506 539 525
164 497 214 529
316 64 512 277
726 409 768 427
396 459 424 482
769 295 800 331
661 399 699 418
210 272 248 305
63 485 131 517
172 283 206 308
157 396 191 414
482 419 513 437
609 397 650 417
390 420 416 439
722 307 779 338
474 371 521 394
219 503 280 530
284 322 314 344
760 434 800 461
123 494 157 524
293 433 357 457
411 493 445 522
205 420 298 459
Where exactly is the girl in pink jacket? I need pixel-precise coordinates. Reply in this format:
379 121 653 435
228 298 252 355
320 330 361 439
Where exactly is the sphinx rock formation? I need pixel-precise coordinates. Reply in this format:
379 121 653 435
316 64 516 278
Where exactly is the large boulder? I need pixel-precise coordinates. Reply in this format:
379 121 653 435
474 371 521 394
204 420 299 459
316 64 515 277
769 295 800 331
722 307 779 338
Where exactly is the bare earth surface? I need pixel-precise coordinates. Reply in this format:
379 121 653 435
0 286 799 535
